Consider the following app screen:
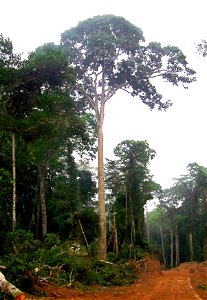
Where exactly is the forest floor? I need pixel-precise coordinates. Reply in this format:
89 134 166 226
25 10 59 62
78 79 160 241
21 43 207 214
26 257 207 300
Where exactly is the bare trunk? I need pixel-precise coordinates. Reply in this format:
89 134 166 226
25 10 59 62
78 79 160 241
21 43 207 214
98 125 106 260
113 213 118 254
202 199 207 258
78 219 89 248
189 231 193 261
38 164 47 239
29 208 35 231
137 208 145 238
95 68 107 260
129 194 135 244
175 225 180 267
203 239 207 258
0 272 25 300
12 134 16 231
170 228 173 268
36 200 40 238
160 224 166 267
125 186 128 235
146 204 150 243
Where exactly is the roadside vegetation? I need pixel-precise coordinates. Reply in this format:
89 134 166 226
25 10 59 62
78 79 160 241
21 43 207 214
0 231 146 296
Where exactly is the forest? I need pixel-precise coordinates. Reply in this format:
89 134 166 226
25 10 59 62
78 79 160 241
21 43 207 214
0 14 207 298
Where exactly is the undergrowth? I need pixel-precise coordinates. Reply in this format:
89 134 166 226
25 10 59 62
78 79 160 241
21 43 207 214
1 230 144 295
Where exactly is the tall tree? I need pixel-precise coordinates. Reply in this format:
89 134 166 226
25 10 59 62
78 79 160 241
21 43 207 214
0 39 79 236
105 140 161 247
0 33 22 231
22 44 97 238
61 15 196 259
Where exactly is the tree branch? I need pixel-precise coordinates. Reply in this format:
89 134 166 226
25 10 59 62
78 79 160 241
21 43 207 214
76 84 96 111
105 83 126 101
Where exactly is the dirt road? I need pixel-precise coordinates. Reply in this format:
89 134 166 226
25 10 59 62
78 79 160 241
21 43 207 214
27 258 207 300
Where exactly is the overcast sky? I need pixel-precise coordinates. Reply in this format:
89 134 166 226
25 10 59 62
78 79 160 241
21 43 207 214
1 0 207 189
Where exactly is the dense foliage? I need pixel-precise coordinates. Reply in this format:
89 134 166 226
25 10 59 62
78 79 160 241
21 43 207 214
148 163 207 266
0 231 140 295
105 140 161 250
0 34 97 240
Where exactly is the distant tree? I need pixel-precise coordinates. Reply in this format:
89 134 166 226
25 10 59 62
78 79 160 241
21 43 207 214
77 164 97 207
46 157 97 239
159 163 207 264
105 140 161 248
61 15 195 259
147 207 168 266
179 163 207 259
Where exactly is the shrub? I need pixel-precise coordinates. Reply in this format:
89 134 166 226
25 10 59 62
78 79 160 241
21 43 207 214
43 233 61 249
1 236 140 294
3 230 41 257
120 244 144 261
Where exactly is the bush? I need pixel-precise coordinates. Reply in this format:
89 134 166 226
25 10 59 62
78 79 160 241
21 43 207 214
43 233 61 249
92 261 137 286
0 291 14 300
1 236 140 294
3 230 41 257
119 243 144 261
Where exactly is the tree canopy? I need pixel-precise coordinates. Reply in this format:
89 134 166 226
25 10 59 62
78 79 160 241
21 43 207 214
105 140 161 247
0 34 97 238
61 14 196 111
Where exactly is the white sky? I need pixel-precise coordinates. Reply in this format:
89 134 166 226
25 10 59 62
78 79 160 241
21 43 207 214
1 0 207 189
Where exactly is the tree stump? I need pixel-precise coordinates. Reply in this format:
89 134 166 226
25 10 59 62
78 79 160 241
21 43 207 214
0 272 25 300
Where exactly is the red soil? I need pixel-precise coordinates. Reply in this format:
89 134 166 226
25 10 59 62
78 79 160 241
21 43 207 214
26 257 207 300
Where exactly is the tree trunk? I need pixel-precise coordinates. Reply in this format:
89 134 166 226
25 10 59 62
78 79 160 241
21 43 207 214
127 175 135 244
35 199 40 238
203 238 207 259
146 204 150 243
38 164 47 239
78 219 89 248
125 186 128 236
113 213 118 254
129 194 135 244
12 133 16 231
175 225 180 267
0 272 25 300
97 124 106 260
160 224 166 267
170 228 173 268
202 199 207 258
189 231 193 261
137 207 145 238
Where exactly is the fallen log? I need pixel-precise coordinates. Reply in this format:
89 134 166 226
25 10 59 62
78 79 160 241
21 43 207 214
0 271 25 300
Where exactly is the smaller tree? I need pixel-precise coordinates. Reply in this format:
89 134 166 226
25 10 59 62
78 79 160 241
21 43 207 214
105 140 161 248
